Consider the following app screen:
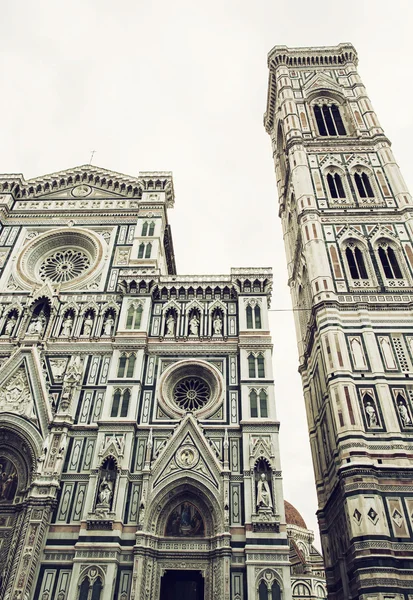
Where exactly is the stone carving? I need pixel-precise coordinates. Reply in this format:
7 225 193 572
82 312 94 336
61 314 73 337
102 315 114 336
213 314 222 335
175 445 199 469
0 458 18 502
364 400 378 427
4 314 17 336
166 314 176 336
27 312 46 336
189 314 200 336
98 477 113 507
60 354 84 410
398 398 412 426
49 358 68 380
257 473 273 510
0 366 35 419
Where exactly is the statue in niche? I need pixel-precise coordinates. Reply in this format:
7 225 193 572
98 476 113 506
4 314 17 336
102 314 115 336
166 314 176 336
0 458 18 502
364 399 378 427
256 472 273 511
95 457 116 511
397 397 412 426
28 311 46 335
82 312 94 336
189 313 200 336
61 314 73 337
213 313 222 335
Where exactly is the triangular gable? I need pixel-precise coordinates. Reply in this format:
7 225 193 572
302 72 343 96
0 347 52 436
151 414 222 492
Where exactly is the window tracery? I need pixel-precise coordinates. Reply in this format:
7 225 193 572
111 388 131 417
313 101 346 136
126 302 143 330
250 388 268 418
246 301 262 329
117 353 136 378
248 353 265 378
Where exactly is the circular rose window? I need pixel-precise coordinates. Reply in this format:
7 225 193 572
17 228 104 290
173 377 211 411
158 359 223 419
39 248 91 283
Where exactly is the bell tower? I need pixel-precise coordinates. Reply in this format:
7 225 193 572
265 44 413 599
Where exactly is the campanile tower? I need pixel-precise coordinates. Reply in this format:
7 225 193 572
265 44 413 600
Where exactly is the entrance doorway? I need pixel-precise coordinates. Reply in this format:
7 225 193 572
160 570 204 600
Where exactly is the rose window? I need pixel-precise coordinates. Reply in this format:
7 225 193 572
173 377 211 411
39 249 91 283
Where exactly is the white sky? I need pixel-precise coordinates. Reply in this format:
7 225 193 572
2 1 413 548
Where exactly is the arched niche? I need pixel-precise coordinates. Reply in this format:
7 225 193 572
147 480 223 538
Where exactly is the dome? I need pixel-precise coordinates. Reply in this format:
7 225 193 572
284 500 307 529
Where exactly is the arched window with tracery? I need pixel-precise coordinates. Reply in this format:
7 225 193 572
246 302 262 330
377 242 404 280
354 171 375 199
327 172 346 199
111 388 131 417
78 571 104 600
126 303 143 330
344 242 369 283
117 353 136 378
314 102 346 136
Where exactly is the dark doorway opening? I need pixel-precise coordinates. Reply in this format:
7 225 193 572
160 569 204 600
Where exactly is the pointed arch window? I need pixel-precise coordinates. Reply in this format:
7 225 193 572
148 222 155 236
259 390 268 417
117 353 136 378
314 103 346 136
250 390 258 418
246 305 253 328
126 303 143 330
327 173 346 199
141 222 148 236
248 354 265 378
354 172 374 198
345 246 368 280
246 303 262 329
79 578 90 600
378 245 403 279
111 388 131 418
145 242 152 259
138 243 145 259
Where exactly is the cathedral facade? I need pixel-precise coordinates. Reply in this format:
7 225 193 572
265 43 413 599
0 166 292 600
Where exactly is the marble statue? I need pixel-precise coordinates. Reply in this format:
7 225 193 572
257 472 273 510
4 315 17 336
61 315 73 337
166 314 176 336
103 315 114 336
189 314 199 336
213 315 222 335
83 313 94 336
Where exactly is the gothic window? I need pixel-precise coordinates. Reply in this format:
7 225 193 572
246 303 262 329
272 581 281 600
79 578 90 600
250 390 258 417
354 172 374 198
377 244 403 279
257 354 265 377
148 222 155 236
111 388 130 417
117 354 136 378
259 581 268 600
327 173 346 199
126 303 143 329
141 222 148 236
145 242 152 259
248 354 256 377
345 245 368 279
314 103 346 136
250 389 268 418
260 390 268 417
248 354 265 378
91 579 103 600
138 243 145 259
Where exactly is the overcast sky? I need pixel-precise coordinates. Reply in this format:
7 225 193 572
2 1 412 548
